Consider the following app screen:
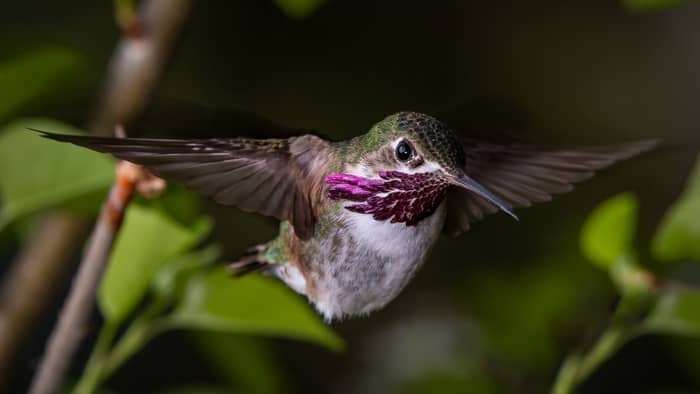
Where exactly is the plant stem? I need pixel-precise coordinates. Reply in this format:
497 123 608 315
551 326 630 394
550 289 648 394
102 319 159 378
551 353 581 394
104 299 171 377
73 322 119 394
576 327 627 381
73 296 171 394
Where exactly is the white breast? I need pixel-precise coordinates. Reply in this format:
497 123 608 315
344 202 447 261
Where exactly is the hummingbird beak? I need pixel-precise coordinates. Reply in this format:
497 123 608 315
449 173 519 221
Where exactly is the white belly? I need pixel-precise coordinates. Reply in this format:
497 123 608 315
311 202 447 320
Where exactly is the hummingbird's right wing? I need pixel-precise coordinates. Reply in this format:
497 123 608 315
443 140 657 236
36 132 332 240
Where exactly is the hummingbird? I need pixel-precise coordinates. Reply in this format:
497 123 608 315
38 112 656 321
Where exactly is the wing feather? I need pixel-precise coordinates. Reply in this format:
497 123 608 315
37 131 332 239
443 139 657 236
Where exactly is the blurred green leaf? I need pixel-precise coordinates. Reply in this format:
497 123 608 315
171 268 343 351
99 205 212 323
146 184 202 227
275 0 326 19
191 332 285 394
622 0 690 12
465 255 601 370
153 245 221 299
0 119 113 229
643 289 700 336
0 48 83 122
580 193 638 269
652 156 700 263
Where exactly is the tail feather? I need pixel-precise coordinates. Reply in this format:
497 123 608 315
227 244 269 277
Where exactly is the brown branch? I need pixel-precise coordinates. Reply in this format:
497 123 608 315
0 215 90 381
28 159 136 394
91 0 194 136
0 0 192 391
29 134 166 394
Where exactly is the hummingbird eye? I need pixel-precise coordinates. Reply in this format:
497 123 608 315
395 140 413 161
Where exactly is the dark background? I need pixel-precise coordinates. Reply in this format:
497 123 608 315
2 1 700 393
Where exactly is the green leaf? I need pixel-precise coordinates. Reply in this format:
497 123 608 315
652 156 700 262
274 0 326 19
146 184 203 227
622 0 690 12
152 245 221 299
99 205 212 323
643 289 700 336
191 332 285 394
0 119 114 229
580 193 638 269
171 268 344 351
0 48 83 122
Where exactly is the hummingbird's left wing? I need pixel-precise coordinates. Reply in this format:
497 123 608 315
36 131 332 240
443 140 657 236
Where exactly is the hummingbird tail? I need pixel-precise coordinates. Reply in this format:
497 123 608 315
227 243 270 277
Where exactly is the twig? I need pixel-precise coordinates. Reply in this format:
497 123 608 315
0 0 192 389
91 0 194 136
29 128 166 394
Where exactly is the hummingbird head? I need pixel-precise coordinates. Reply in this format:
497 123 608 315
368 111 467 175
326 112 517 225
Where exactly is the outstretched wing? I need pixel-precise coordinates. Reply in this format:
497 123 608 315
38 131 332 240
443 139 657 236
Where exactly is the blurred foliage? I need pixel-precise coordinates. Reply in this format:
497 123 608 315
145 183 205 227
98 205 212 323
644 290 700 336
622 0 694 12
580 193 637 270
552 157 700 393
274 0 326 19
652 156 700 262
0 49 83 122
465 253 599 372
0 119 113 230
190 332 286 394
399 373 501 394
0 44 341 390
446 158 700 394
171 268 343 351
